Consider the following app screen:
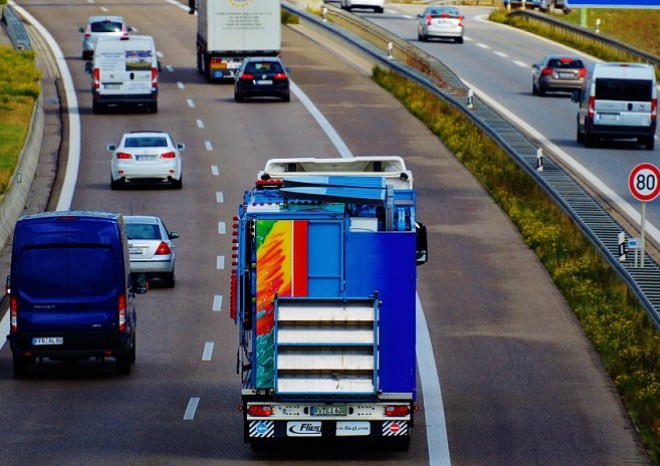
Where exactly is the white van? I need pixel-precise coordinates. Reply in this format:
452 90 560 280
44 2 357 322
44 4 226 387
573 62 657 150
88 35 160 114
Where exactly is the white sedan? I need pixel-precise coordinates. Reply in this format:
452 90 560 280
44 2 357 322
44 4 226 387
109 131 184 189
417 6 464 44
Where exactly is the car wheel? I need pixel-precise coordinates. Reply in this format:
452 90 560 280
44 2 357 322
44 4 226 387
92 101 102 114
375 6 383 13
131 337 136 363
282 94 290 103
116 352 131 375
456 37 464 44
235 91 244 102
585 132 595 148
537 85 546 97
12 353 29 378
644 136 655 151
532 82 538 95
576 126 584 143
149 102 158 113
172 177 182 190
420 33 427 42
111 176 121 190
163 272 176 288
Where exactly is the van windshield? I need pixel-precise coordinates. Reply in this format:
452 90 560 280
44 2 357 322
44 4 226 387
595 78 652 102
20 246 117 298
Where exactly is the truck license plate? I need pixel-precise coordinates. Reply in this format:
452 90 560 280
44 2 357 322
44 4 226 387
312 406 347 416
32 337 64 346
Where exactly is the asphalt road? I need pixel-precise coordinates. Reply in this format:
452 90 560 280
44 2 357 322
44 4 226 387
0 1 651 464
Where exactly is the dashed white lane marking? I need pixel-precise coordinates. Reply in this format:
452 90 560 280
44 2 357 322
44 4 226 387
213 295 223 312
218 221 226 234
216 192 224 203
206 141 214 151
183 397 200 420
217 256 225 270
196 119 205 129
202 342 214 361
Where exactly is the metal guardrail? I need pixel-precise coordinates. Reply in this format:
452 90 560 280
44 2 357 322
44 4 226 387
283 1 660 328
1 5 32 50
508 9 660 71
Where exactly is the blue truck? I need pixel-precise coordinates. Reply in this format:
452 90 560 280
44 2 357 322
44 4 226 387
230 157 427 451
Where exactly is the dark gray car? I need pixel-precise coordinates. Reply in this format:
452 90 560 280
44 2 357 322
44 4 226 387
532 55 586 96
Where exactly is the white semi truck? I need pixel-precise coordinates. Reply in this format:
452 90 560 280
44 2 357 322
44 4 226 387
189 0 281 82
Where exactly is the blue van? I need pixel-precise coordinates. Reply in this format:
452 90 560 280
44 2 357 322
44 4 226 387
6 211 141 376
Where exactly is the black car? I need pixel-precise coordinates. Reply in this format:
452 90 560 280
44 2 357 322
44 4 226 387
234 56 290 102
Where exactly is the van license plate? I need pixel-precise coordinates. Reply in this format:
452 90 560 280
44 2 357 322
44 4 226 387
104 84 120 90
312 406 348 416
32 337 64 346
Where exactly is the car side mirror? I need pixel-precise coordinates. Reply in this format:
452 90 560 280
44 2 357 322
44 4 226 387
416 222 428 266
85 61 93 74
571 89 581 103
157 60 162 72
107 144 117 151
176 143 185 151
169 232 180 240
78 27 85 33
5 275 10 295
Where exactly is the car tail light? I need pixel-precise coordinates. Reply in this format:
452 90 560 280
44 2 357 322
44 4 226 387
273 72 287 80
425 15 432 25
160 151 176 159
541 67 553 76
118 294 127 332
579 67 586 78
458 16 464 27
440 13 448 17
116 152 133 159
588 95 595 119
10 296 18 333
241 72 255 80
247 405 273 417
155 241 172 255
385 405 410 417
151 67 158 89
652 98 657 122
93 68 100 89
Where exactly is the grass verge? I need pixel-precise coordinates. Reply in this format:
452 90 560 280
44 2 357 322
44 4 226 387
0 45 40 194
372 66 660 464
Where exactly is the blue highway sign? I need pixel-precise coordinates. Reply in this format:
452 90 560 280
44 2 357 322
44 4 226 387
566 0 660 7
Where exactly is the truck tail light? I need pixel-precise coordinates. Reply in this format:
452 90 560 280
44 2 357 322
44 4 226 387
247 405 273 417
118 294 127 332
93 68 100 89
652 98 657 122
230 271 237 320
384 405 410 417
10 296 18 333
588 95 595 119
155 242 172 255
151 67 158 89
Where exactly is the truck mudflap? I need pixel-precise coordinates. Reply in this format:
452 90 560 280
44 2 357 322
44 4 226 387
248 419 409 439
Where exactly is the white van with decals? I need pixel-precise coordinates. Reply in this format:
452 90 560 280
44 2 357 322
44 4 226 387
88 35 160 114
573 62 657 150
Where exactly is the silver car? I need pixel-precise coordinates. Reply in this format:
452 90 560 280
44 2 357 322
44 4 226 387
79 16 132 60
417 6 464 43
109 131 184 190
532 54 586 96
125 216 178 288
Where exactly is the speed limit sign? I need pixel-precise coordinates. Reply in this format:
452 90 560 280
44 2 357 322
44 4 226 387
629 163 660 202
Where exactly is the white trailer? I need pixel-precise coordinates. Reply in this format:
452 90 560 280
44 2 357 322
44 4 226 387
190 0 281 82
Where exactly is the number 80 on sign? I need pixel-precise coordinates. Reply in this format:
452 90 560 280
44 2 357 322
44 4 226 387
629 163 660 203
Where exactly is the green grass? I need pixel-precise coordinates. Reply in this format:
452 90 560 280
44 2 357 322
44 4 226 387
0 46 40 193
372 65 660 465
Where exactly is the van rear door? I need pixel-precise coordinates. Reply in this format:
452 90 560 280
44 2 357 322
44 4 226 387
97 38 155 97
594 77 654 128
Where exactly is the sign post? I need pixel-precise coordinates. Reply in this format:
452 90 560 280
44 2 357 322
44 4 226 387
628 163 660 267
